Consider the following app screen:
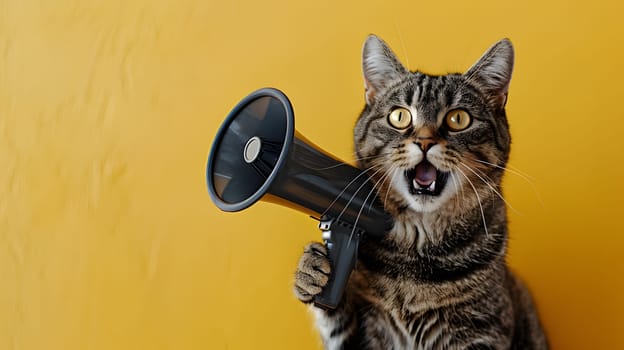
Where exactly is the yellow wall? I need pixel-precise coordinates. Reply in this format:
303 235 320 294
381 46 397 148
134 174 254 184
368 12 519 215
2 0 623 349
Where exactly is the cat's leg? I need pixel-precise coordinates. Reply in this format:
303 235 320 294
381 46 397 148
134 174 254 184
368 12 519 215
293 242 331 303
294 242 360 350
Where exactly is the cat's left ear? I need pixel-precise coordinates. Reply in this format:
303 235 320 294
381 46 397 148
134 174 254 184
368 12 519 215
464 39 514 109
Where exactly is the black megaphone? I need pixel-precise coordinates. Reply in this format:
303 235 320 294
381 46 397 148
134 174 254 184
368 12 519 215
206 88 392 309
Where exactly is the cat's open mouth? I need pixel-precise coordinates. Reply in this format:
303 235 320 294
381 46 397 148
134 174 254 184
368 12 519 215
405 161 449 196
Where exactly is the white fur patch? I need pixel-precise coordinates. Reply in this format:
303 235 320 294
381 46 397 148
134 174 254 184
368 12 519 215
398 143 459 214
311 307 349 350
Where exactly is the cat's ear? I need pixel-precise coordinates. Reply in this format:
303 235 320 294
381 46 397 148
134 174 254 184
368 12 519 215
362 35 408 105
464 39 514 109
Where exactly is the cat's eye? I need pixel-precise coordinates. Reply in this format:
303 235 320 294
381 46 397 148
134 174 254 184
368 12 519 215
387 107 412 130
445 109 472 132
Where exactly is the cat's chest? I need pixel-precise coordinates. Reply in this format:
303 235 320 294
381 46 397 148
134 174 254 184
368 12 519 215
354 248 476 314
355 276 475 349
353 265 449 320
375 306 451 350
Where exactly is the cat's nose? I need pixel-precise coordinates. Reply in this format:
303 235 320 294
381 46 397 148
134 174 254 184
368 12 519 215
414 128 438 153
415 138 436 152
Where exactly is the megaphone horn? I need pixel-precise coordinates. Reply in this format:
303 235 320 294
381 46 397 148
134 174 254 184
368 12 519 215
206 88 392 309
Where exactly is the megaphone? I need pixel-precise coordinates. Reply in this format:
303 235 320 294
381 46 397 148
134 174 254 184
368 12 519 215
206 88 392 309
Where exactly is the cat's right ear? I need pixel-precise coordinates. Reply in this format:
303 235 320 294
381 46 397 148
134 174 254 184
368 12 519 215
464 39 514 109
362 35 408 105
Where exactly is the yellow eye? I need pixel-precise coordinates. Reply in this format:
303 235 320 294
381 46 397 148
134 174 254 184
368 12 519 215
388 107 412 129
445 109 472 132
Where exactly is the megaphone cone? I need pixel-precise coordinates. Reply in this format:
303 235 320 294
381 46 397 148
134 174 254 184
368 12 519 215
206 88 392 309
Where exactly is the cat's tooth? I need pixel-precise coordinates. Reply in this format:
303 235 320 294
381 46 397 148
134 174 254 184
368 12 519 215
428 181 436 192
413 179 418 190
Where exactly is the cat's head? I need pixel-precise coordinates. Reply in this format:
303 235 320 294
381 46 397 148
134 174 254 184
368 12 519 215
354 35 514 215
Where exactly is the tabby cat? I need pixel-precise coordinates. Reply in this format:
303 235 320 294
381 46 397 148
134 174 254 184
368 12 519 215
293 35 548 349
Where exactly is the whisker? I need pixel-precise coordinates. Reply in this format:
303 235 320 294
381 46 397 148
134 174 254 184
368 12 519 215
368 164 396 213
471 158 544 208
449 171 461 210
455 166 489 237
459 171 467 205
446 161 467 206
321 163 384 217
394 23 410 68
335 165 387 223
458 162 522 216
383 166 399 210
471 158 535 181
348 168 390 245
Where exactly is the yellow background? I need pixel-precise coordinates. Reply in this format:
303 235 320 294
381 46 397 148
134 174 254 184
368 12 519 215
1 0 623 349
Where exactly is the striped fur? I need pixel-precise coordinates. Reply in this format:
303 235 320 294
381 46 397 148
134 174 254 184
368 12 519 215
294 35 548 349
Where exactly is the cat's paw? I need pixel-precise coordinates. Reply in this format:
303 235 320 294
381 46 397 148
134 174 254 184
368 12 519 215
294 242 331 303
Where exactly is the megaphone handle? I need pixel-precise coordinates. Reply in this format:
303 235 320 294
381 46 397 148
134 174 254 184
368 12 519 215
313 218 360 310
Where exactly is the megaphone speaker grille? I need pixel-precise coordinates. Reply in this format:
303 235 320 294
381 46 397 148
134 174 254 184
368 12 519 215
206 88 294 211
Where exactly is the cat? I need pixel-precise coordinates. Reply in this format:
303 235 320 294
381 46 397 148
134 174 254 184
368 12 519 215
293 35 548 349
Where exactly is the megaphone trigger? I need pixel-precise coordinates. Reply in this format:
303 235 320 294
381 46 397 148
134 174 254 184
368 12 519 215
313 217 363 309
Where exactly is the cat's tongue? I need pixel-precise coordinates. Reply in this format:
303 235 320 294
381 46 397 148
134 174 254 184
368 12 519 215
414 161 437 187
